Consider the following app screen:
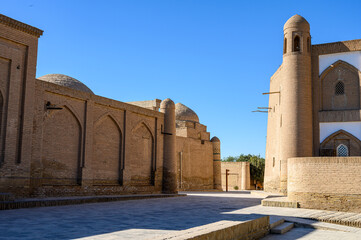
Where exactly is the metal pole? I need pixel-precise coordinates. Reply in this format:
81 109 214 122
179 151 183 189
226 169 229 192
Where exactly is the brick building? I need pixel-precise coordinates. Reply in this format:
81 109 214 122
264 15 361 211
0 14 221 199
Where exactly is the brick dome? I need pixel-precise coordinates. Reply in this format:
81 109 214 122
175 103 199 123
38 74 94 94
284 14 309 31
211 136 220 142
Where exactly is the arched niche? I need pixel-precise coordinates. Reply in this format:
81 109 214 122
93 114 122 185
129 121 154 186
293 35 300 52
321 60 361 111
320 129 361 156
42 105 82 185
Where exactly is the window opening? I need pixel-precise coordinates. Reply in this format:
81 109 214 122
336 144 348 157
293 36 300 52
273 157 275 167
335 81 344 95
283 38 287 54
307 37 310 52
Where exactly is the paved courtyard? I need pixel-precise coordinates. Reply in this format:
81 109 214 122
0 192 360 239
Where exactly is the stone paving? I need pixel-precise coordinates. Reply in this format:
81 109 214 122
0 191 360 239
263 228 361 240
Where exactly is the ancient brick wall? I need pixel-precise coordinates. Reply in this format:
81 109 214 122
0 15 42 197
0 14 219 199
221 162 250 190
29 80 165 197
288 157 361 212
264 65 282 194
176 136 213 190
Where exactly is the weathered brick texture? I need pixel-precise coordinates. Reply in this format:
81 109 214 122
288 157 361 212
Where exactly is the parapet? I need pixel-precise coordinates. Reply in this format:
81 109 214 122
0 14 43 37
127 99 161 111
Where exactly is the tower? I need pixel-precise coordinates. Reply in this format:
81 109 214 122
211 136 222 190
279 15 313 193
160 98 178 194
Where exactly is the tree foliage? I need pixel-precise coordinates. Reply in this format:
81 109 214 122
222 154 265 183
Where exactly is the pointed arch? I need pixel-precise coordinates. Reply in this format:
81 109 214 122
335 81 344 95
94 112 122 130
129 120 155 186
293 35 300 52
320 60 361 79
93 113 122 185
336 144 348 156
132 120 155 141
45 102 83 130
42 104 82 185
320 129 361 156
320 60 361 111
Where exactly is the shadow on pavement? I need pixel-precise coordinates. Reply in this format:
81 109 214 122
0 192 318 240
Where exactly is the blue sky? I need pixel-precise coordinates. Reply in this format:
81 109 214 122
2 0 361 158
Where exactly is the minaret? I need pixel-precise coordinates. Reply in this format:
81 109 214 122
280 15 313 194
211 136 222 190
160 98 177 194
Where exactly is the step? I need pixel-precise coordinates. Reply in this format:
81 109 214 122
270 222 294 234
261 197 299 208
270 218 285 229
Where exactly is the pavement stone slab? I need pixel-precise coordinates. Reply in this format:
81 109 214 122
0 191 361 240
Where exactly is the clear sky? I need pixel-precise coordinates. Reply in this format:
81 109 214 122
2 0 361 158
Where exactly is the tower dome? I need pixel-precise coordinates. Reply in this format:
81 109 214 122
38 74 94 94
175 103 199 123
160 98 175 109
284 14 309 31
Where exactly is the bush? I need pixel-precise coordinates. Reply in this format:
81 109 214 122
233 186 239 190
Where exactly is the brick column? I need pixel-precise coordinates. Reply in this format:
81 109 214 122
160 98 177 194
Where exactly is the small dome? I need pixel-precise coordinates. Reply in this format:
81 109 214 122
284 14 309 31
160 98 175 109
211 136 220 142
175 103 199 123
38 74 94 94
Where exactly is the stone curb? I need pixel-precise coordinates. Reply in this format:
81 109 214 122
0 193 186 210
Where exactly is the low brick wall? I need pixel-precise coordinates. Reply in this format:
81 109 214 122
288 157 361 212
148 216 269 240
0 194 185 210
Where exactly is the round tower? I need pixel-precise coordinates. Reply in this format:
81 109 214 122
241 162 250 190
160 98 177 194
280 15 313 194
211 136 222 190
